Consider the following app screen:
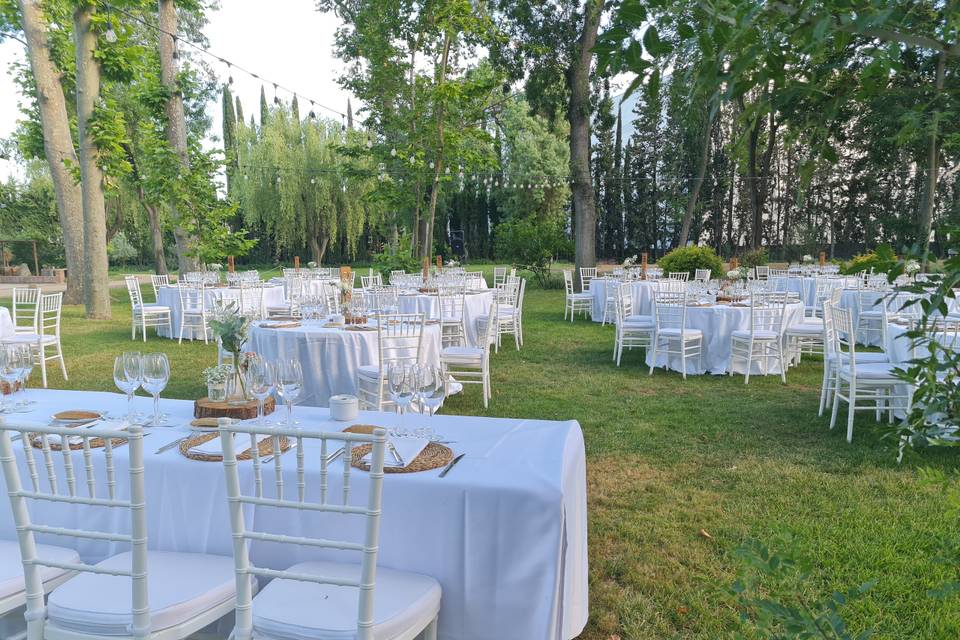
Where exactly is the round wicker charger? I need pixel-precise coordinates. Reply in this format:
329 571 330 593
29 434 126 452
344 425 452 474
179 431 291 462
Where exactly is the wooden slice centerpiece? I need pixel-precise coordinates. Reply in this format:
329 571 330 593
194 395 276 420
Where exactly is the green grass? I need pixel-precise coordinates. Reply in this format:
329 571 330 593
16 274 960 639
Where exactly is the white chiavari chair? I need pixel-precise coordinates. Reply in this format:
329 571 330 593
600 278 619 326
693 269 711 283
729 291 788 384
267 275 304 317
360 274 382 289
238 281 265 321
649 289 702 379
11 287 40 335
177 282 211 344
483 279 521 351
668 272 689 282
466 271 485 289
493 267 507 289
322 281 342 315
389 270 406 284
217 420 440 640
149 274 169 302
830 307 912 442
442 299 496 407
124 276 171 342
437 288 466 348
768 268 788 278
579 267 597 293
3 293 66 387
357 313 425 411
515 278 527 347
613 281 654 366
0 421 239 639
754 265 770 281
563 270 592 322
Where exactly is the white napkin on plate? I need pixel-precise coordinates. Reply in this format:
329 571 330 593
190 433 274 456
363 436 429 468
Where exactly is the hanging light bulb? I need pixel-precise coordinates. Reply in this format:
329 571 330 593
104 26 118 43
408 155 415 164
310 178 316 185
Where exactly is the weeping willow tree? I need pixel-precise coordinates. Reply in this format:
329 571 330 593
235 102 381 262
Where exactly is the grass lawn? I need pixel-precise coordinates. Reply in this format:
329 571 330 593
11 270 960 639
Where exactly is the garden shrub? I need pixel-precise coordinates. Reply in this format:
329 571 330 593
657 246 725 279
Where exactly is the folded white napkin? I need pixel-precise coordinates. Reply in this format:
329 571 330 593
190 433 274 456
363 436 429 468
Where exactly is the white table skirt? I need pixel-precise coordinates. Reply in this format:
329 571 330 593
589 279 658 322
268 277 339 299
156 285 286 340
645 302 806 375
0 308 12 338
0 389 588 640
397 292 494 347
248 321 443 408
769 277 859 311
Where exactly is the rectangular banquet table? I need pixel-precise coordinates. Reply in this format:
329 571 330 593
0 389 588 640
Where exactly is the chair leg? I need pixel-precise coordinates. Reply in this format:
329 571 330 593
39 348 48 388
829 379 842 431
846 380 857 443
422 616 439 640
818 362 831 417
648 338 657 376
131 316 136 341
57 344 67 380
141 316 147 342
744 342 752 385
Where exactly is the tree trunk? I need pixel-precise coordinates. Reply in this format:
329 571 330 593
568 0 604 289
678 108 713 247
18 0 84 304
158 0 198 273
73 5 111 319
920 52 946 263
423 30 452 259
144 202 168 275
308 235 329 263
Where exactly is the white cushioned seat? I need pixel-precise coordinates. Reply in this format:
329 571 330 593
46 551 237 636
859 310 886 318
134 304 171 312
731 329 778 340
0 539 79 602
837 363 901 380
657 327 702 337
827 351 889 364
252 561 441 640
357 365 382 380
568 293 592 299
785 322 823 334
2 333 57 345
624 314 653 325
440 346 483 364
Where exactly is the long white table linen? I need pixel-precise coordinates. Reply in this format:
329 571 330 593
0 307 12 338
770 276 858 309
589 278 658 321
396 291 494 347
645 302 805 375
248 320 443 408
156 285 285 340
0 389 588 640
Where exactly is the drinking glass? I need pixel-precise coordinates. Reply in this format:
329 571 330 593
416 365 446 440
113 351 142 425
141 353 170 427
275 359 302 427
247 356 275 426
9 344 32 407
0 346 20 412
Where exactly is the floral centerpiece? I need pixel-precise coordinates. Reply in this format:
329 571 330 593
208 302 252 402
904 259 921 276
802 254 814 264
307 261 318 268
338 279 365 324
623 254 638 268
208 263 222 271
203 364 232 402
445 259 460 268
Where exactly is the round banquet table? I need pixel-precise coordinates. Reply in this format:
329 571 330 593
0 307 12 338
248 319 443 407
770 276 858 309
268 277 338 298
645 301 806 375
589 278 659 321
396 290 494 347
156 284 285 340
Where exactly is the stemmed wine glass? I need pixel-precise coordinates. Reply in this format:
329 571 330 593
113 352 143 425
141 353 170 427
415 365 446 441
9 344 33 408
0 346 22 413
388 362 415 431
247 356 275 426
275 359 303 427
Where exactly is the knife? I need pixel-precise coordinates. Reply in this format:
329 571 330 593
154 437 187 455
438 453 465 478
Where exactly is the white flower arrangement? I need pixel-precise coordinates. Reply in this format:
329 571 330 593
307 261 318 268
623 254 638 268
904 259 921 274
445 259 460 267
207 263 222 271
202 364 232 385
337 279 354 293
726 269 741 280
802 254 814 264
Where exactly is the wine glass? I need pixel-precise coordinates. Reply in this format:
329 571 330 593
113 352 142 425
8 344 32 407
247 356 275 426
416 365 446 440
141 353 170 427
275 359 302 427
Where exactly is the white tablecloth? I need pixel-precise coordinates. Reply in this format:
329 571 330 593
0 307 12 338
397 291 494 347
589 278 658 321
248 320 443 407
0 389 588 640
268 277 339 299
645 302 806 375
156 285 286 340
770 276 857 309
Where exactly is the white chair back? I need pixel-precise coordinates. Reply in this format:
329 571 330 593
437 288 466 348
833 306 860 370
693 269 711 283
374 313 425 372
579 267 597 291
653 289 688 332
668 272 689 282
0 421 150 636
493 267 507 288
360 274 382 289
12 287 40 334
748 291 786 337
37 293 63 339
755 265 770 281
125 276 144 308
149 274 169 300
178 282 206 313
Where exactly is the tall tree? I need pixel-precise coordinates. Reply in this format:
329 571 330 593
15 0 84 304
157 0 198 272
222 85 237 196
72 1 110 318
